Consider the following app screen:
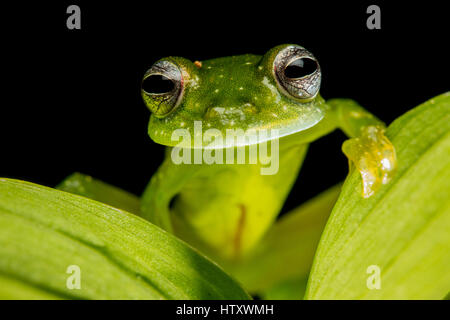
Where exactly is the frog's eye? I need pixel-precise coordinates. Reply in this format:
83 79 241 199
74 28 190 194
274 45 321 100
141 60 183 117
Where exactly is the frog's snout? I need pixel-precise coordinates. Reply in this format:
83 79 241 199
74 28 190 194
203 103 258 124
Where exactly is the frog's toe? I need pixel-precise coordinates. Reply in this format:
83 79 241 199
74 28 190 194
342 125 397 198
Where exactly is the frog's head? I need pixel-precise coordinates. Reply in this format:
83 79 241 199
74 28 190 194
141 44 325 148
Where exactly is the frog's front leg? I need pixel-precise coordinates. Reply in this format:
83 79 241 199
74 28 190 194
140 148 203 233
327 98 397 197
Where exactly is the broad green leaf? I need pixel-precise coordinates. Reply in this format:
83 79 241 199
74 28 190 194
0 274 62 300
57 172 141 215
0 179 250 300
306 92 450 299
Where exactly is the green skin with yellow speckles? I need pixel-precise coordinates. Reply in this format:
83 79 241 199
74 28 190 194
62 44 397 263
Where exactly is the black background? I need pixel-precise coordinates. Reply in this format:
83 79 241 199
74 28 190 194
1 1 448 213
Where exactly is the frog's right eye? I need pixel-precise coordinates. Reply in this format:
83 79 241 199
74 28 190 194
141 60 184 117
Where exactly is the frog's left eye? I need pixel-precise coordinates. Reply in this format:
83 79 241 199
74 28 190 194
141 60 183 117
274 45 321 100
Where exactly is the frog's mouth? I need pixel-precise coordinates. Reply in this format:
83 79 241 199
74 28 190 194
148 101 325 150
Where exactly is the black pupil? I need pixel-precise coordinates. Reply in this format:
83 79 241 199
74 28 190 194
284 58 317 79
142 74 175 94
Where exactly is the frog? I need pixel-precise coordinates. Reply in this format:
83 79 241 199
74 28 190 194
58 44 397 264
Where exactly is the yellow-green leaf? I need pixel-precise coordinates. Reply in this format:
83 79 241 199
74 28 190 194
306 92 450 299
56 172 141 215
0 179 250 300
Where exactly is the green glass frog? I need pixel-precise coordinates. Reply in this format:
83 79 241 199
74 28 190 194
59 44 397 263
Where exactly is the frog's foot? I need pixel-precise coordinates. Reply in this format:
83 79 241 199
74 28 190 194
342 125 397 198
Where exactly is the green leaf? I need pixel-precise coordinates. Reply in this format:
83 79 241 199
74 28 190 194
0 274 62 300
56 172 141 215
306 92 450 299
0 179 250 300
